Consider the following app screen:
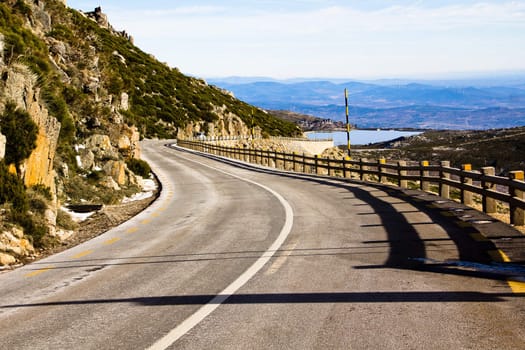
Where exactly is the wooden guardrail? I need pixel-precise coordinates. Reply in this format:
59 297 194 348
177 139 525 226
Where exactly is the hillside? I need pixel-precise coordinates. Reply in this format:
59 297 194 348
351 127 525 173
268 110 346 131
0 0 299 266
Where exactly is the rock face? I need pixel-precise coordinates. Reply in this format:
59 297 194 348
0 226 35 265
2 64 61 191
0 32 4 66
0 132 5 160
179 105 262 139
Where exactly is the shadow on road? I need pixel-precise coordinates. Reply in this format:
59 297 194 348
172 146 524 282
2 291 523 309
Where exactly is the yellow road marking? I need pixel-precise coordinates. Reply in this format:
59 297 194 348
141 219 152 225
488 249 510 262
508 280 525 293
103 237 121 245
126 227 139 234
25 266 54 278
72 250 93 259
152 213 160 218
487 250 524 293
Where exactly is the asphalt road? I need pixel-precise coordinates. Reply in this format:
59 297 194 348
0 140 524 349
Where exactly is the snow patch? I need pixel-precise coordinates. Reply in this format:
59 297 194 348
122 177 158 203
61 206 95 222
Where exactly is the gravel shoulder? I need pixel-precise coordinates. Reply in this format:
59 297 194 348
31 188 159 262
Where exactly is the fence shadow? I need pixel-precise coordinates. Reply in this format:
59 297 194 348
171 145 524 282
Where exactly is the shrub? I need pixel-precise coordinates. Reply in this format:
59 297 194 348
0 103 38 169
29 184 53 201
0 161 27 212
56 209 79 231
126 158 151 178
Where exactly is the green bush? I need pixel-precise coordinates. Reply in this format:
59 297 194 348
29 184 53 201
127 158 151 178
0 103 38 169
56 209 79 231
0 161 28 212
0 162 50 247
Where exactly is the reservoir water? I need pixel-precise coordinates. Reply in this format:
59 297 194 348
306 130 422 146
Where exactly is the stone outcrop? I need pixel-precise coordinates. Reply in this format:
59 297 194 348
78 131 140 187
178 105 262 140
1 63 61 191
0 132 5 160
0 226 35 265
87 7 110 30
85 134 118 161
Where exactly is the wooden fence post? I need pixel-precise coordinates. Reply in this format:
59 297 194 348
398 160 407 188
315 155 319 175
509 171 525 226
461 164 473 205
440 161 450 199
420 160 430 191
360 158 367 181
481 167 496 214
378 158 387 183
343 157 348 178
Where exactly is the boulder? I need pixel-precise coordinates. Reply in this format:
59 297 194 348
85 134 118 160
120 92 129 111
103 160 127 185
0 227 35 261
111 124 140 158
101 175 121 190
78 149 95 170
0 252 16 266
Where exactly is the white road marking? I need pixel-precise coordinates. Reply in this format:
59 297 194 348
147 149 294 350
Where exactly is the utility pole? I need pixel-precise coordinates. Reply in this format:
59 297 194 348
345 88 351 158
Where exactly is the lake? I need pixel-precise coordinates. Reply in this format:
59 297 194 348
306 130 422 146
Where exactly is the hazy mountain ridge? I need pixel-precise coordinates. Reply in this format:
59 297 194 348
209 78 525 129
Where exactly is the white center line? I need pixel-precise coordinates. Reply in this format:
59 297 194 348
147 149 294 350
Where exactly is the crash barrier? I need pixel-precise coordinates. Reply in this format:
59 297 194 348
177 139 525 226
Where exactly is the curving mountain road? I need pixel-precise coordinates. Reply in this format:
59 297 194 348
0 140 524 349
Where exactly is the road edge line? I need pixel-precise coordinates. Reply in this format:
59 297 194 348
147 151 294 350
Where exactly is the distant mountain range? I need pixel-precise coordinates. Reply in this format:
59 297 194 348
207 77 525 130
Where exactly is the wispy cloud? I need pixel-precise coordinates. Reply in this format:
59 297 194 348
80 0 525 78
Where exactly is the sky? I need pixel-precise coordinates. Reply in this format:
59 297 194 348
66 1 525 80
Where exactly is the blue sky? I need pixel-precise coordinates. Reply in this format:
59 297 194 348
67 1 525 79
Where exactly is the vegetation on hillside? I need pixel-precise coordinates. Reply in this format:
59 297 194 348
0 104 49 246
351 127 525 174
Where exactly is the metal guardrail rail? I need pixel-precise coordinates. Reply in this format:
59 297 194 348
177 139 525 226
